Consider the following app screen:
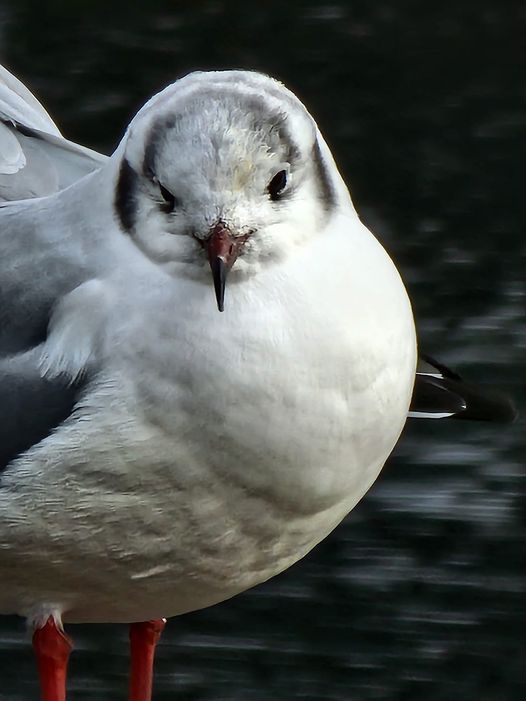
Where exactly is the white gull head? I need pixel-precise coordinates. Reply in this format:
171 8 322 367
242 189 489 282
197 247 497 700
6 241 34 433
112 70 353 310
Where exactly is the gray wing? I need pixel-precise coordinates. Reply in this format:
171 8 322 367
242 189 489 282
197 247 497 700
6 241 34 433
0 63 107 201
0 351 84 472
0 226 92 472
0 64 105 470
0 226 92 471
0 207 94 471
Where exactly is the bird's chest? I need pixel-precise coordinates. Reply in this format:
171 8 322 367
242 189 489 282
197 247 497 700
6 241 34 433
119 282 411 517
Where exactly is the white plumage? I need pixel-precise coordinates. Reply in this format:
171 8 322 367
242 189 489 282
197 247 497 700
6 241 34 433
2 64 465 629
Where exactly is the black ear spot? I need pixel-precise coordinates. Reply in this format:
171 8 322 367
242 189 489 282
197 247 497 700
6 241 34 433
268 170 288 200
114 158 139 232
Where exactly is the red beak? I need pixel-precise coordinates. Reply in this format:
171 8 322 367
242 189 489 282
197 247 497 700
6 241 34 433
204 222 247 311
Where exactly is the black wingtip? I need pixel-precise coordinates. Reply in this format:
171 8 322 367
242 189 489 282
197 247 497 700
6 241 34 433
411 354 518 424
451 384 518 423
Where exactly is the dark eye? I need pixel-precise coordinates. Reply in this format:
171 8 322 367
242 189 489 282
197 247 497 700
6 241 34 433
159 183 178 212
268 170 288 200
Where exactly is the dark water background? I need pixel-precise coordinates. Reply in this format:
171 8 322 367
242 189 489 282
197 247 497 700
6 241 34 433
0 1 525 699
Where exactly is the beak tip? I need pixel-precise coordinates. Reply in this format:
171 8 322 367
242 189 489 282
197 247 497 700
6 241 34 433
210 256 227 313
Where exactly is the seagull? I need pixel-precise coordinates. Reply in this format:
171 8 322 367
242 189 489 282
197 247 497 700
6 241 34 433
0 63 515 701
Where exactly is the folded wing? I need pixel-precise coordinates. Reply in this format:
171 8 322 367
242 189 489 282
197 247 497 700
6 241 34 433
0 64 104 472
0 351 85 472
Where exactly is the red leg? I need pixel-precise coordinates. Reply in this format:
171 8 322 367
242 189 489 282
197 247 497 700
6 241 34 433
32 617 73 701
129 618 166 701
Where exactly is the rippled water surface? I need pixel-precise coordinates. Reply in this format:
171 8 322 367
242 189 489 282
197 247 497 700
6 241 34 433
0 2 525 699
